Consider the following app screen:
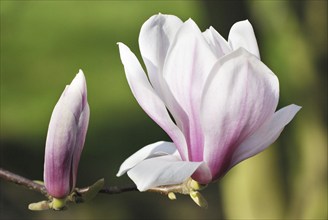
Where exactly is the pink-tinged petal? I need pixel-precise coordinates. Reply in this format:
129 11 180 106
71 102 90 188
64 70 89 191
44 95 78 198
127 155 203 191
228 20 260 59
191 162 212 184
163 19 217 161
229 104 301 169
203 26 232 58
201 48 279 180
117 141 177 176
139 13 183 99
118 43 188 159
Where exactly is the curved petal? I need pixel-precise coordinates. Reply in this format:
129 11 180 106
71 102 90 189
228 20 260 59
70 70 89 189
127 155 203 191
117 141 177 176
139 13 183 98
118 43 188 159
163 19 217 161
201 48 279 180
203 26 232 58
191 162 212 184
75 69 88 108
61 70 87 120
138 14 189 147
229 104 301 169
70 70 88 102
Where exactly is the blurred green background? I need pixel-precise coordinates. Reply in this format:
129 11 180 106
0 1 327 219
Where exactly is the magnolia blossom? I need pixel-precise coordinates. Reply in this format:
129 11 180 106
117 14 301 191
44 70 90 199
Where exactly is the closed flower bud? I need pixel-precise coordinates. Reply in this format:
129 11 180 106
44 70 90 199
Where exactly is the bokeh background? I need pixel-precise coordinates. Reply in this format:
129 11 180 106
1 0 327 219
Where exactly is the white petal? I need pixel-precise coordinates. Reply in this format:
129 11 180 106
117 141 177 176
230 104 301 168
228 20 260 59
127 155 203 191
163 19 217 161
138 14 190 144
164 18 217 112
139 13 183 98
201 48 279 179
61 70 87 121
203 26 232 58
118 43 189 159
71 69 88 98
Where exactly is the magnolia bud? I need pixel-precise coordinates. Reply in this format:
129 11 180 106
43 70 90 199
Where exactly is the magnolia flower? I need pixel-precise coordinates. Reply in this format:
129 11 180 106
44 70 90 204
117 14 301 192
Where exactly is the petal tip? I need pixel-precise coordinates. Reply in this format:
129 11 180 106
233 19 253 29
292 104 302 110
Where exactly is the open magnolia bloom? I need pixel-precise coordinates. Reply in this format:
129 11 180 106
43 70 90 208
117 14 301 193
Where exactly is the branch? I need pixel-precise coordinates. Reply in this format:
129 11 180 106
98 185 138 194
0 167 203 196
0 167 208 209
0 167 138 197
0 168 48 197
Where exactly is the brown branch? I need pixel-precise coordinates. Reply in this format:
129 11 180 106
0 167 208 209
0 168 48 197
98 185 138 194
0 167 190 198
0 167 138 197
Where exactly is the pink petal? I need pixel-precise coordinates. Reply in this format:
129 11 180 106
191 162 212 184
117 141 177 176
71 102 90 188
69 70 89 189
44 101 77 198
127 154 203 191
229 104 301 169
228 20 260 59
201 48 279 180
118 43 188 159
163 18 217 161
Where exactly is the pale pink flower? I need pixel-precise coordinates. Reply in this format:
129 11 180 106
117 14 301 191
